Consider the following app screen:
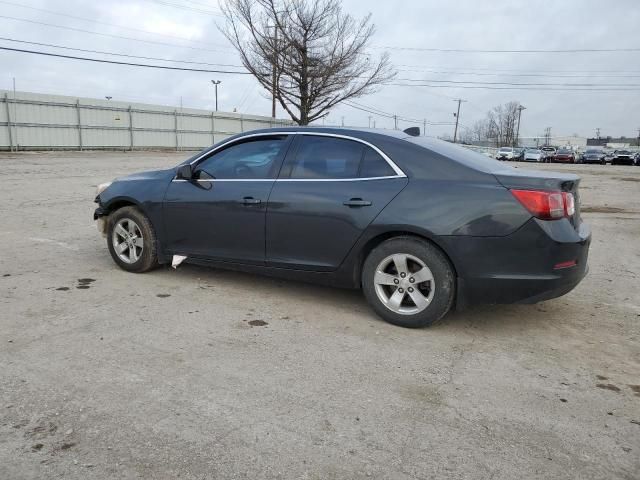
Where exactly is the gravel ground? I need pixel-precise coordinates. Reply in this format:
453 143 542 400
0 151 639 480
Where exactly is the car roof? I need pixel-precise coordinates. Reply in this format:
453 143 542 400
192 126 521 178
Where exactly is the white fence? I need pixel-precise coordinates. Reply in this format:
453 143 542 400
0 90 293 151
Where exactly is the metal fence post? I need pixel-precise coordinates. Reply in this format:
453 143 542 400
128 106 134 151
76 99 83 151
174 109 179 151
4 93 13 152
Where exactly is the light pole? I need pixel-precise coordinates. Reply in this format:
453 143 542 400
211 80 221 111
515 105 526 147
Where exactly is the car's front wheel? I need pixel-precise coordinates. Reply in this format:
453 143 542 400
362 237 455 328
106 206 158 273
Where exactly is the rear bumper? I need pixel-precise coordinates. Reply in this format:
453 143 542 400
443 218 591 309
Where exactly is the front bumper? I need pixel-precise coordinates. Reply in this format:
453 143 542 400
94 199 108 236
443 218 591 308
613 157 634 165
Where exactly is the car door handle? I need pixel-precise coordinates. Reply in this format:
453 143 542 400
343 198 372 207
241 197 261 205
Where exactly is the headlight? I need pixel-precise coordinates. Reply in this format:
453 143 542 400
96 181 112 196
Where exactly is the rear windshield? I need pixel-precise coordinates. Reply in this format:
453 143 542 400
585 149 601 154
499 147 513 152
405 136 513 174
557 149 572 154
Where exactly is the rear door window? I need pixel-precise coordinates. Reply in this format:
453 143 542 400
287 136 364 179
283 135 397 179
358 147 396 178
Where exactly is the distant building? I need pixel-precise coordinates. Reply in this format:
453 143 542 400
587 136 640 147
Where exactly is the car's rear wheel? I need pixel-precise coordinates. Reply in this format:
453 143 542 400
106 206 158 273
362 237 455 328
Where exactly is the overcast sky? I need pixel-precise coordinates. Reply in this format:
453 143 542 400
1 0 639 140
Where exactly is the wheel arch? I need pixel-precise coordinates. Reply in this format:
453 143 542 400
102 196 143 215
353 228 459 287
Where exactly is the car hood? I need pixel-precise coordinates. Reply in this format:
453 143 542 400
115 168 175 182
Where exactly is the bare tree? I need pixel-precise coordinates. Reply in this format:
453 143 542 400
471 119 489 142
220 0 395 125
485 101 520 147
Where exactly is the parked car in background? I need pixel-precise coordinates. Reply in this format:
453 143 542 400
604 150 615 163
553 148 576 163
496 147 515 161
541 146 556 163
513 148 526 161
93 127 591 328
611 150 635 165
580 149 606 165
524 148 544 162
635 152 640 166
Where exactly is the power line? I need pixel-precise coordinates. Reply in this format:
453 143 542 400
5 34 638 89
388 82 640 92
0 46 251 74
0 37 244 68
0 15 232 53
396 67 640 79
395 63 640 74
395 78 640 87
376 45 640 53
0 0 226 47
145 0 223 16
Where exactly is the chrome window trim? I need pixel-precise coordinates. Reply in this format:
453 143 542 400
172 176 402 183
177 130 407 182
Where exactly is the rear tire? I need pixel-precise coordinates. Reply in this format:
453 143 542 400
362 237 455 328
106 206 158 273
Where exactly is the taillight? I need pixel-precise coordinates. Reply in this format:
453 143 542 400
511 189 575 220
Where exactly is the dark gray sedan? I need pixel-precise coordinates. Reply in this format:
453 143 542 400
581 149 606 165
94 127 591 328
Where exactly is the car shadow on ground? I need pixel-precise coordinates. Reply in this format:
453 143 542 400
155 263 564 334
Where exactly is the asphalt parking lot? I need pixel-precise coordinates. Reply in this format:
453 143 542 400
1 151 639 479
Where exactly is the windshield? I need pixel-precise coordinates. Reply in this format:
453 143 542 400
618 150 631 155
585 150 601 154
557 149 571 154
526 148 539 152
499 147 512 152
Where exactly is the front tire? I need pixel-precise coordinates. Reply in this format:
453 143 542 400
362 237 455 328
106 206 158 273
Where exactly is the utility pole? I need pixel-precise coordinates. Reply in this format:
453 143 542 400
452 99 466 143
368 116 372 128
211 80 221 111
341 116 345 127
544 127 551 146
637 127 640 148
515 105 526 147
393 114 398 130
423 119 427 136
596 127 600 140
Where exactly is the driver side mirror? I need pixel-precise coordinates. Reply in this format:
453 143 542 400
176 164 193 180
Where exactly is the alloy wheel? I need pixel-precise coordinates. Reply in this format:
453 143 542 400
373 253 435 315
112 218 144 264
